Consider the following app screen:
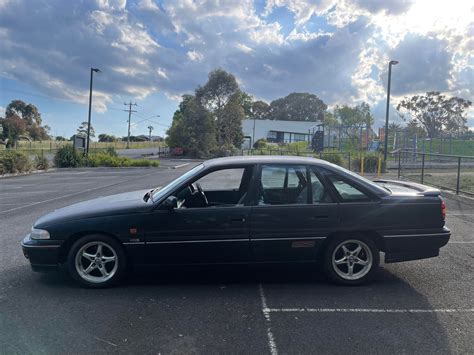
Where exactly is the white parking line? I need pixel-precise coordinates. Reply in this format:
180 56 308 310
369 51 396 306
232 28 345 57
259 284 278 355
265 308 474 314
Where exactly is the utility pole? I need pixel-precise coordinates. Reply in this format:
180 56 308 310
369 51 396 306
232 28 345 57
124 101 137 149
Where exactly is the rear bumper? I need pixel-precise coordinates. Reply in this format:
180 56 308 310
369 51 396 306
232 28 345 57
21 235 62 272
382 227 451 263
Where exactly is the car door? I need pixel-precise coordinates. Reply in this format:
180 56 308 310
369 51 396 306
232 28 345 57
250 164 339 262
143 166 254 265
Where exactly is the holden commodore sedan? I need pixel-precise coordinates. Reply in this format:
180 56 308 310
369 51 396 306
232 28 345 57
21 156 450 287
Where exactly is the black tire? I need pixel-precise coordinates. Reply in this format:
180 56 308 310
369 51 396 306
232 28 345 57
67 234 127 288
323 235 379 286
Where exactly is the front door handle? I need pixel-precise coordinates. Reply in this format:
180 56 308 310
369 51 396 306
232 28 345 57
311 215 329 220
230 217 246 222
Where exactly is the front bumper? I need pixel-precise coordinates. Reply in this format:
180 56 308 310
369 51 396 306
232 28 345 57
382 227 451 263
21 235 62 272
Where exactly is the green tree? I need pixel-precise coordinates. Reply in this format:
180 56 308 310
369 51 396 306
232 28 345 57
250 100 270 120
3 100 50 141
196 69 244 147
333 102 374 127
268 93 327 121
0 114 27 147
55 136 68 141
98 134 117 142
166 95 216 157
240 92 254 118
397 91 472 137
6 100 42 126
323 111 339 126
77 121 95 138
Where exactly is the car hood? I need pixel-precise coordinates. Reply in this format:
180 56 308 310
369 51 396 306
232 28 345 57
34 189 153 228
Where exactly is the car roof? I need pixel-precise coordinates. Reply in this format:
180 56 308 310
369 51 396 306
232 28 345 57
203 155 332 167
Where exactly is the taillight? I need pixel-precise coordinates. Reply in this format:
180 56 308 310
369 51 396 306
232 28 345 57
441 200 446 220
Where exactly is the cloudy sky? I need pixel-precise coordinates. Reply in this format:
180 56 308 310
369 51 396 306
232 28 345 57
0 0 473 138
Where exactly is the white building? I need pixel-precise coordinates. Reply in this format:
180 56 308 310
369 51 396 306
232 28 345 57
242 119 319 148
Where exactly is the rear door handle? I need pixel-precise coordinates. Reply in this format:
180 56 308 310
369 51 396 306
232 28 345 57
230 217 246 222
311 216 329 220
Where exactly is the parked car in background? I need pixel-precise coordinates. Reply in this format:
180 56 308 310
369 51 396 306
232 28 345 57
22 156 450 287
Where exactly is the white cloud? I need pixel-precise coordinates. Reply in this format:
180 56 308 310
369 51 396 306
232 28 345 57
187 50 203 61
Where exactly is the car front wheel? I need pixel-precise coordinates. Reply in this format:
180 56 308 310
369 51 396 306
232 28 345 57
67 235 126 288
323 236 379 285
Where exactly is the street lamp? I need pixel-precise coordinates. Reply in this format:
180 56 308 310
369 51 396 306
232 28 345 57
86 67 101 155
384 60 398 162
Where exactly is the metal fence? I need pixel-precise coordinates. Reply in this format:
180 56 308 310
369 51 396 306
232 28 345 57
396 150 474 196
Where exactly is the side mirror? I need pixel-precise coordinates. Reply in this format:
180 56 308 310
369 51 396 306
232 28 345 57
161 196 178 210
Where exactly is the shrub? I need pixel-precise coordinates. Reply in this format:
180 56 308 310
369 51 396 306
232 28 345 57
85 151 160 168
287 141 309 152
253 138 267 149
0 151 32 174
319 153 345 167
54 145 83 167
34 153 49 170
104 146 118 157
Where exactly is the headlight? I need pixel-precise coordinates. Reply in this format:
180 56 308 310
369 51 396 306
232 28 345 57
30 228 50 240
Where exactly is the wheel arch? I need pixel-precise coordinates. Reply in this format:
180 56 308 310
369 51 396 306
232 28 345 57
58 231 125 263
319 230 385 256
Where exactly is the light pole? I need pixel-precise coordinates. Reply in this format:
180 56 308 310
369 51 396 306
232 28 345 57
384 60 398 162
86 67 101 155
148 125 154 140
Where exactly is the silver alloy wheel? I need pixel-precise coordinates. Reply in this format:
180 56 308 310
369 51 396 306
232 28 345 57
75 241 118 284
331 239 373 281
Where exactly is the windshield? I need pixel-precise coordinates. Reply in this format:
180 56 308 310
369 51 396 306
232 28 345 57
151 164 204 202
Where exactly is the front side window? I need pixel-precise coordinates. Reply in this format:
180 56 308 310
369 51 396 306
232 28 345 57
326 174 370 202
175 166 253 208
259 165 308 205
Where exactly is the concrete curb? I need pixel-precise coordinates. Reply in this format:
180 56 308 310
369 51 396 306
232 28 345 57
0 168 57 179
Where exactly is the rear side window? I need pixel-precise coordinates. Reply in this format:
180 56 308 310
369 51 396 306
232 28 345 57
259 165 308 205
326 174 370 202
309 170 333 203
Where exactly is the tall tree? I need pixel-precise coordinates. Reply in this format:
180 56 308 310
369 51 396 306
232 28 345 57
396 92 472 137
6 100 42 125
333 102 374 127
196 69 244 147
250 100 270 120
166 95 216 157
77 121 95 138
0 114 27 147
268 93 327 121
3 100 50 141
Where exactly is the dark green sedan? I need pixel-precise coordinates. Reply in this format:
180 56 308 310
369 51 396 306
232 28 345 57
21 156 450 287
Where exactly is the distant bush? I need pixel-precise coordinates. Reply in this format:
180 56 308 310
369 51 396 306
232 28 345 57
287 141 309 152
85 151 159 168
34 154 49 170
319 153 345 167
54 145 83 167
104 146 118 157
0 151 32 174
253 138 267 149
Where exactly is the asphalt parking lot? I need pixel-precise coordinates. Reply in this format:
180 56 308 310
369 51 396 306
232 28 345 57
0 164 473 354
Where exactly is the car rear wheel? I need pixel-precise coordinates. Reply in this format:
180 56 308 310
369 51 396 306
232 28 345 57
67 235 126 288
323 236 379 285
